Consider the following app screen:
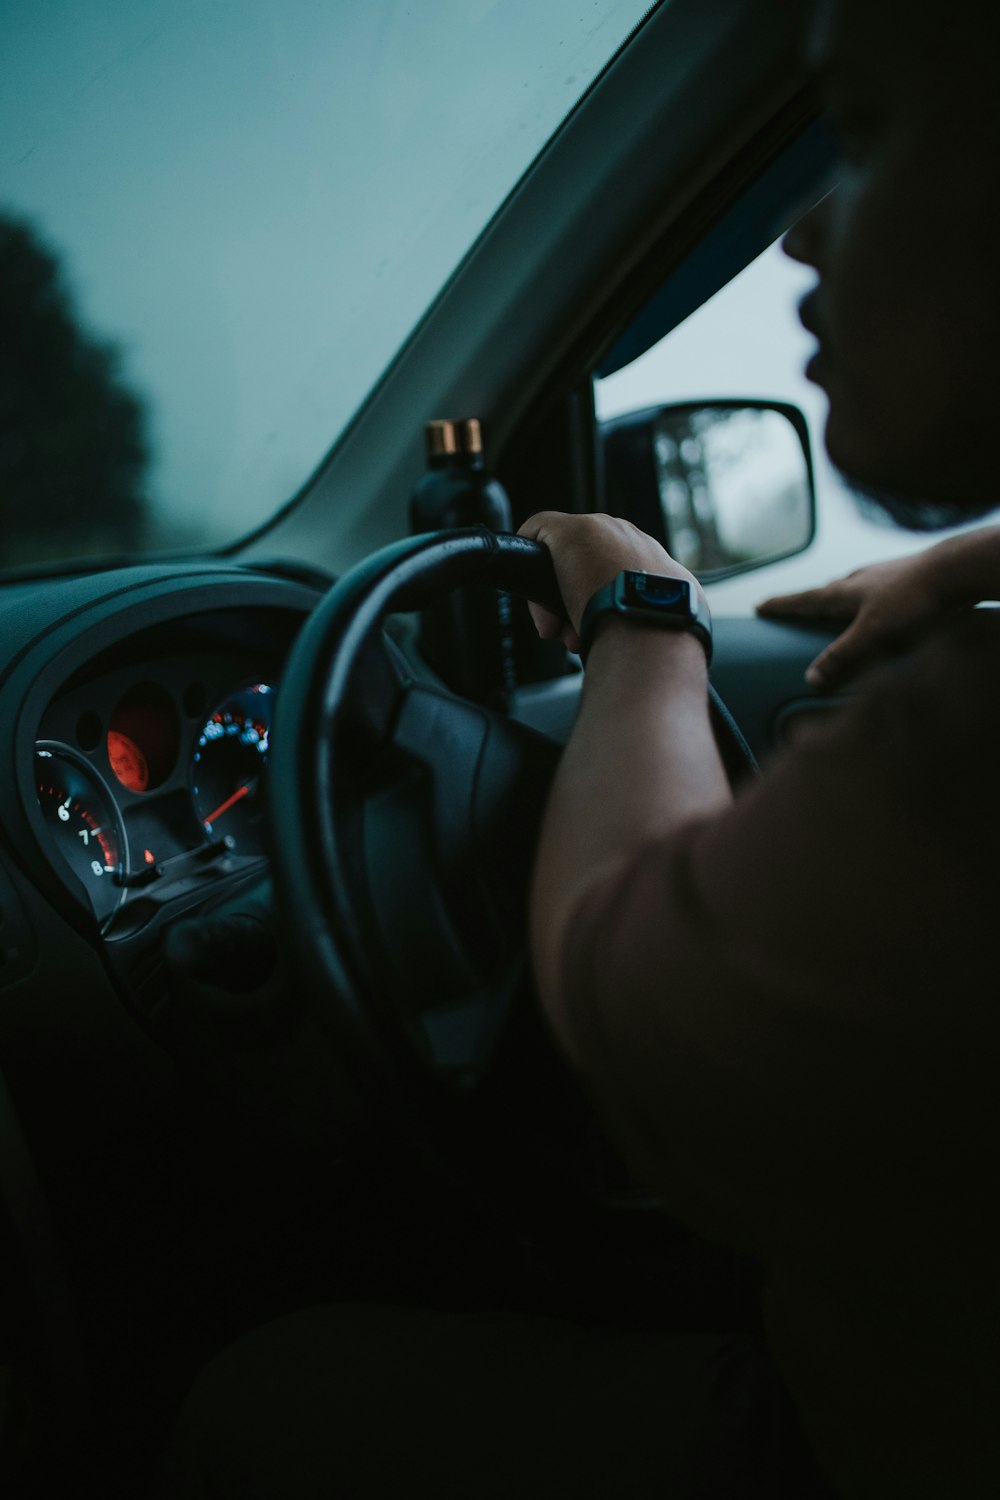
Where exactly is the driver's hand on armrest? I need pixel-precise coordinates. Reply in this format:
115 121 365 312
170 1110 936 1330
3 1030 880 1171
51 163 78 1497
757 523 1000 689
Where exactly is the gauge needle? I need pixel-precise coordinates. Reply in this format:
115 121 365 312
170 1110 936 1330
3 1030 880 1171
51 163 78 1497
203 779 256 828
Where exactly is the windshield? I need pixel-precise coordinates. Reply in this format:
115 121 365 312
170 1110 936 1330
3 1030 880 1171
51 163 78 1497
1 0 654 572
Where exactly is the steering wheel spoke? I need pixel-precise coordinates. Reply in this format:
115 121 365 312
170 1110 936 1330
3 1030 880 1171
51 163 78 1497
359 682 558 1071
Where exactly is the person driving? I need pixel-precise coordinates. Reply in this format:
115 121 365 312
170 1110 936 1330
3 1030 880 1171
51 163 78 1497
519 0 1000 1494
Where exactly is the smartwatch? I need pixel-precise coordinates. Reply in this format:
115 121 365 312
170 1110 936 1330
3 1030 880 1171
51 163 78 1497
578 570 713 665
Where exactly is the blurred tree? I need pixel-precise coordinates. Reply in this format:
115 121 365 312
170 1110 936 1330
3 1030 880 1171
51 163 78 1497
0 213 149 567
654 408 727 572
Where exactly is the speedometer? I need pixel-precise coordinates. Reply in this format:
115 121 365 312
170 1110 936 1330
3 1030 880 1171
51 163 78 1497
35 742 127 925
191 683 272 855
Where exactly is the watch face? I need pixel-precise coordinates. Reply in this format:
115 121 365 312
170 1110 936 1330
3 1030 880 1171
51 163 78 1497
622 571 691 612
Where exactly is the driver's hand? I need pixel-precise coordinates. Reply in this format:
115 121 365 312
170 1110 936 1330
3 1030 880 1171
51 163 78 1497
518 511 699 653
756 553 945 688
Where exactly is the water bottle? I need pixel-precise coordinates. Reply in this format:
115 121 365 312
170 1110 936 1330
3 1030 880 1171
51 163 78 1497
409 418 517 705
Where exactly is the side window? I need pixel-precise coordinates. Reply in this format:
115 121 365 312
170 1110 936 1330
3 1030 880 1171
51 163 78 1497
594 237 937 612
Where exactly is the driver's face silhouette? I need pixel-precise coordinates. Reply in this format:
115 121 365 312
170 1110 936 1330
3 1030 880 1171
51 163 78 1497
784 0 1000 528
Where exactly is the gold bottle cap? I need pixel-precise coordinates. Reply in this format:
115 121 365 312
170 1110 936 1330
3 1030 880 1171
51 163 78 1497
458 418 483 455
425 419 459 458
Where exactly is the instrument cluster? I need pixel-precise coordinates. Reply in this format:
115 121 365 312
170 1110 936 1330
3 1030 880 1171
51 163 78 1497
33 662 276 932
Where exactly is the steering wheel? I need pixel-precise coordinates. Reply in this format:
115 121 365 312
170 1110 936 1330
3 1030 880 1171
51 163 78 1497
268 528 754 1115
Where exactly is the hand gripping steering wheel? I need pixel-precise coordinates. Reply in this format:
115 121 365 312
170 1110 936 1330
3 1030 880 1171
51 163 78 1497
268 529 754 1112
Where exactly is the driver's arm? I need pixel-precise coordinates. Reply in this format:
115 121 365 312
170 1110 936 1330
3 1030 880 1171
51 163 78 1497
528 606 730 1057
517 512 730 1043
521 511 998 1237
523 515 1000 1492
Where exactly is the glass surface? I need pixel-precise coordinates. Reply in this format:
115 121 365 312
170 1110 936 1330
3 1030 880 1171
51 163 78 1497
1 0 654 570
625 574 687 606
651 404 812 573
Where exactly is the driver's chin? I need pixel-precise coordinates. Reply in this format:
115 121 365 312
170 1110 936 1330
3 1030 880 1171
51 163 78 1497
825 412 999 533
837 468 999 532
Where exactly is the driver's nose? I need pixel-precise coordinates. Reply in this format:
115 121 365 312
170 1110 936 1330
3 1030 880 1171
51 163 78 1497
782 190 833 271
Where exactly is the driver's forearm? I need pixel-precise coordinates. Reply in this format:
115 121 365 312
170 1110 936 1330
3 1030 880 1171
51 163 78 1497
926 523 1000 604
530 621 731 1048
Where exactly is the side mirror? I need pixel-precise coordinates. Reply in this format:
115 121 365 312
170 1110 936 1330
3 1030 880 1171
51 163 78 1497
600 400 816 582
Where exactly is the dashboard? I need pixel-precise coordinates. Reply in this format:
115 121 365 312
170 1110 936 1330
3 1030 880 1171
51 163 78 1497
37 673 274 932
0 562 322 1025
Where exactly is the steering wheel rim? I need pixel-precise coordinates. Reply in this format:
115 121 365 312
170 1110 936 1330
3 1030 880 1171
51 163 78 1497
269 528 754 1104
269 530 566 1094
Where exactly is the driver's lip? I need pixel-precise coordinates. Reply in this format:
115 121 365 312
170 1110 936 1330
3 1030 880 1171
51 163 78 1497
804 349 827 385
798 292 829 384
797 290 824 340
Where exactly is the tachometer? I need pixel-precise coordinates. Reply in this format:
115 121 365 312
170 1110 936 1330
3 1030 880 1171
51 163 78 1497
191 684 272 855
35 741 127 925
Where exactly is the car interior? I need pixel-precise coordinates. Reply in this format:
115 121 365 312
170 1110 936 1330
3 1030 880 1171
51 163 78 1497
0 0 855 1492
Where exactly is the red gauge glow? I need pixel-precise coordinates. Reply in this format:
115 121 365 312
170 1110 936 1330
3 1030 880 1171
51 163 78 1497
35 742 127 926
107 730 149 792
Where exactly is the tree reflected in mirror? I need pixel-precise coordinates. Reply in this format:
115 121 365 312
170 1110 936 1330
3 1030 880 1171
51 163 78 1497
601 400 815 582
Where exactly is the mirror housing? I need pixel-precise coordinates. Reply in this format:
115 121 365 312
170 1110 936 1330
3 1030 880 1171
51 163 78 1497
600 400 816 582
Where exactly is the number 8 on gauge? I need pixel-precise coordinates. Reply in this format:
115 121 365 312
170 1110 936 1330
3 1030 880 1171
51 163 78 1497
35 741 128 925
